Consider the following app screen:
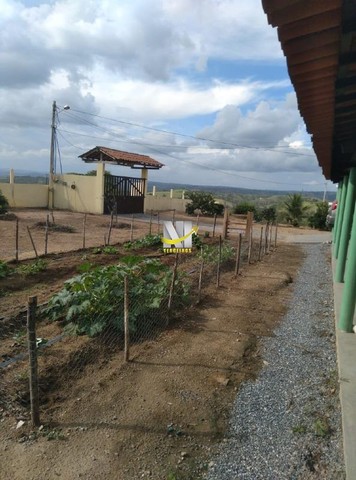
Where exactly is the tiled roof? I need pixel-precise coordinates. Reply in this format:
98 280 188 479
262 0 356 182
79 146 164 169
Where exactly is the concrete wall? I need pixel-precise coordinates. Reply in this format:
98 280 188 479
144 195 189 213
0 183 48 208
53 174 103 214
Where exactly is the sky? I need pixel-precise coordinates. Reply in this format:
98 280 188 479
0 0 336 192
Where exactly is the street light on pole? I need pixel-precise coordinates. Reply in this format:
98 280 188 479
49 101 70 208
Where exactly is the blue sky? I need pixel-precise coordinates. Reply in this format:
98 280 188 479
0 0 336 192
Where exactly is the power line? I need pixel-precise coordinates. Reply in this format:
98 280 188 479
63 107 315 158
57 127 317 187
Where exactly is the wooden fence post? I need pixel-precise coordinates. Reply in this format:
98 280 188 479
124 276 130 362
269 222 273 250
216 235 222 287
130 214 134 242
264 222 269 254
234 233 242 278
27 227 38 259
27 296 40 427
197 252 204 304
222 208 229 239
44 214 49 255
82 214 87 249
274 223 278 247
247 225 253 264
15 218 19 262
258 226 263 261
212 214 217 237
149 210 153 235
172 209 176 225
168 253 179 314
107 211 114 245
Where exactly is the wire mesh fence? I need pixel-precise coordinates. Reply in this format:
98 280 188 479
0 218 278 429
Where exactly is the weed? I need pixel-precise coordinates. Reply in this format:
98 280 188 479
40 427 67 441
92 246 118 254
292 424 307 434
313 418 331 437
124 234 162 250
0 260 11 278
16 259 47 276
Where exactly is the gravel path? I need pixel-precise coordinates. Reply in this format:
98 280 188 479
206 243 345 480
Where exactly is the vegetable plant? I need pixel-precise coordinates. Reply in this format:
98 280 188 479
44 256 190 337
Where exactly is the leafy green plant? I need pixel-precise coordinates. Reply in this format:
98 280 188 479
0 189 9 214
92 246 118 254
292 424 307 434
192 233 203 249
198 243 235 264
0 260 10 278
124 234 162 250
16 259 47 276
44 256 190 337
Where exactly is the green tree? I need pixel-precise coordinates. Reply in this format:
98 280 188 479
185 191 224 216
308 202 329 230
0 189 9 214
86 170 112 176
284 194 307 227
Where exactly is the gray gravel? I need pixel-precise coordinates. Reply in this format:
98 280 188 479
206 243 345 480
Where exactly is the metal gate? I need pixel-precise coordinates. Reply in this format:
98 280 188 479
104 175 145 214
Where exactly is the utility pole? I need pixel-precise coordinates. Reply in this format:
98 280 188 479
48 100 57 209
323 181 327 202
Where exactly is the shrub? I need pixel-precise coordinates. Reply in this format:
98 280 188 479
185 191 224 216
0 189 9 214
308 202 329 230
261 206 277 223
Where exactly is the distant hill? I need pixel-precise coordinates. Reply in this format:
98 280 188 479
0 171 336 201
147 181 336 202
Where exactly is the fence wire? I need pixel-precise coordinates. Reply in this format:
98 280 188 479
0 221 277 429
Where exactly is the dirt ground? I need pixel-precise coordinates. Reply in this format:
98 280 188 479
0 209 326 480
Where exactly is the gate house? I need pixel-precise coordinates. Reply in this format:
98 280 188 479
79 146 164 214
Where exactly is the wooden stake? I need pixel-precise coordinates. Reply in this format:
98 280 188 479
130 214 134 242
222 208 229 239
44 214 49 255
269 222 273 250
274 223 278 247
27 296 40 427
168 253 179 313
258 226 263 261
149 209 153 235
50 210 55 224
216 235 222 287
82 214 87 249
172 209 176 225
247 225 253 264
124 276 130 362
157 212 160 234
15 218 19 262
264 222 269 254
197 252 204 304
27 226 38 259
212 214 217 237
107 211 114 245
196 212 200 228
234 233 242 278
